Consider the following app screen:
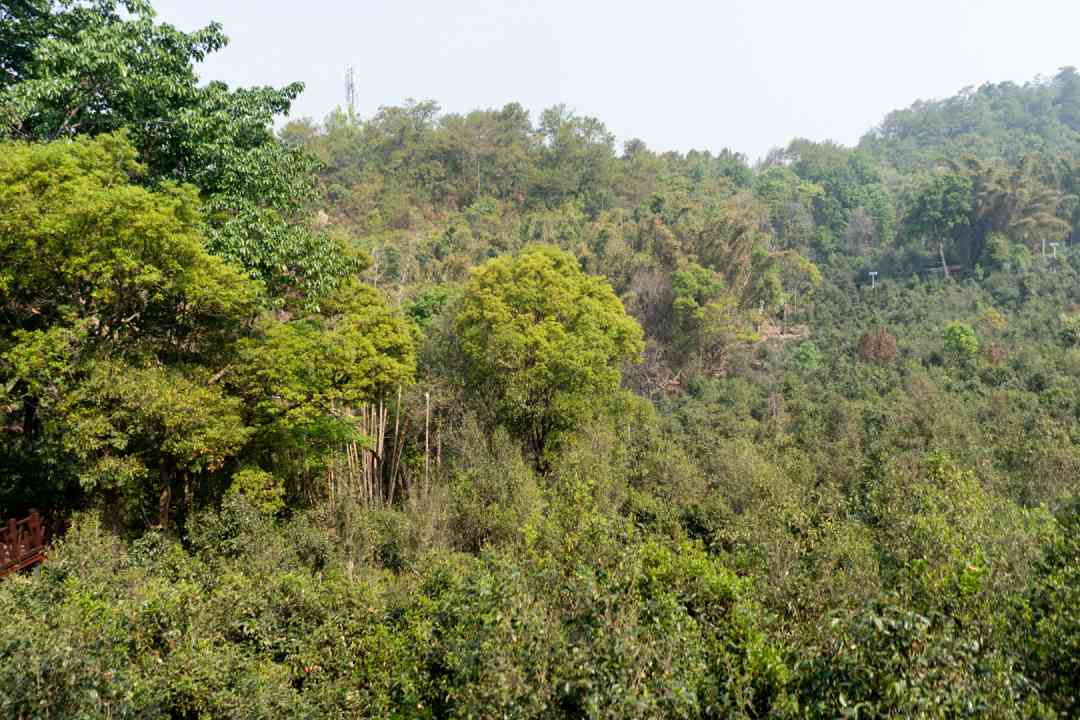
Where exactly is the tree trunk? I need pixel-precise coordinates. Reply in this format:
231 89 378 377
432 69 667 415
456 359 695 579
158 463 174 531
939 241 951 280
20 391 38 447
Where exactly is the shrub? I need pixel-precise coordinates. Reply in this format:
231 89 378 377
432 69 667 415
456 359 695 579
797 601 1046 719
1022 497 1080 716
226 467 286 517
857 328 898 365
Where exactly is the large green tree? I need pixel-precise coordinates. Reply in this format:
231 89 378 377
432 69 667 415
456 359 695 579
454 246 643 471
0 133 415 524
905 173 973 277
1 0 353 303
0 134 257 519
230 280 415 496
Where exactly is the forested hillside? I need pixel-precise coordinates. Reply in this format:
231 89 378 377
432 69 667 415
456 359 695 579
860 68 1080 170
1 2 1078 718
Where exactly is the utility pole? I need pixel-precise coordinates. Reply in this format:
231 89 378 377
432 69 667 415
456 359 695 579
345 66 357 116
869 271 879 290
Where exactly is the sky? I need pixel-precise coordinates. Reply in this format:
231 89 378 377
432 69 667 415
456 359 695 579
152 0 1080 162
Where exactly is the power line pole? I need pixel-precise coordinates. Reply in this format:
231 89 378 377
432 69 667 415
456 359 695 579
869 271 878 290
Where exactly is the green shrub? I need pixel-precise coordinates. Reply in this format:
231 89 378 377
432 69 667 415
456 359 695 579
226 467 286 517
797 600 1047 719
1022 496 1080 716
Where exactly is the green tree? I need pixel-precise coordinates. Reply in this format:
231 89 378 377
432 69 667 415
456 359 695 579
1056 66 1080 130
752 165 822 252
57 361 251 528
671 262 758 372
1 0 353 303
783 139 896 254
770 250 822 332
906 173 973 277
953 156 1071 262
942 321 980 372
535 105 617 215
1061 312 1080 347
231 280 416 496
0 134 257 518
453 246 643 471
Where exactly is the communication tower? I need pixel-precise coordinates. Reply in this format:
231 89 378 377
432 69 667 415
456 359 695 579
345 66 357 115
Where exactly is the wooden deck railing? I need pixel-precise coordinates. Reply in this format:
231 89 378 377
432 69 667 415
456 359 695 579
0 511 47 578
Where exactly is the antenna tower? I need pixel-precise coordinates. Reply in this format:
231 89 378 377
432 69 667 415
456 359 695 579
345 66 357 115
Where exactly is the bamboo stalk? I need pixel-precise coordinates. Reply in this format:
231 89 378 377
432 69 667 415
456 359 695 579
424 391 431 498
365 403 371 506
391 417 408 505
328 462 335 517
388 386 403 505
378 398 387 507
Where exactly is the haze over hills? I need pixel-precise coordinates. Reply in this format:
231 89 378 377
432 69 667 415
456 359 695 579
1 2 1079 717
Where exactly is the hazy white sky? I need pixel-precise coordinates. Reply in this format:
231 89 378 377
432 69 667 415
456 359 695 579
153 0 1079 161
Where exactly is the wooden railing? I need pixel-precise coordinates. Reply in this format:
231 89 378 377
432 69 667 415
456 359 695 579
0 511 46 578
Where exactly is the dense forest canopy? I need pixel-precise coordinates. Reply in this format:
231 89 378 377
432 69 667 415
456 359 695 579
0 2 1078 718
860 68 1080 170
